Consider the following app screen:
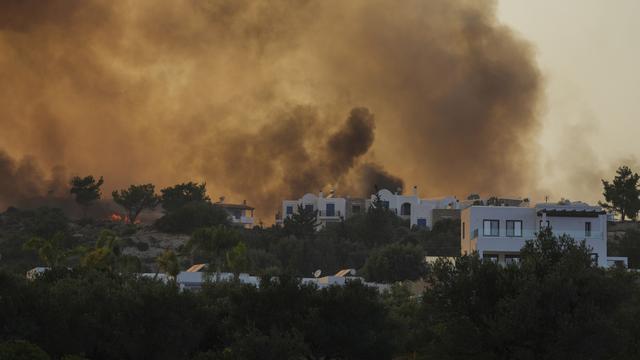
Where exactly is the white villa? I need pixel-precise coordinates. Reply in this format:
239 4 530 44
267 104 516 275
372 187 459 228
277 187 459 229
461 201 614 267
278 190 350 228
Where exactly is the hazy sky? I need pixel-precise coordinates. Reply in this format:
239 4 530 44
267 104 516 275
498 0 640 202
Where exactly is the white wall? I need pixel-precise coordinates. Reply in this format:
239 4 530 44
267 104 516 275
373 189 458 228
462 205 608 267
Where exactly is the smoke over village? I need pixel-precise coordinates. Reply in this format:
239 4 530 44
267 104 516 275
0 0 545 219
2 1 640 358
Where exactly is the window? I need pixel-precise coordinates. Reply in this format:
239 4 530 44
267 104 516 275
483 253 499 263
539 220 550 230
352 205 361 214
462 222 465 239
400 202 411 215
483 220 499 236
505 255 520 265
585 222 592 237
506 220 522 237
286 206 293 215
304 204 314 212
380 200 390 209
326 203 335 216
417 218 427 228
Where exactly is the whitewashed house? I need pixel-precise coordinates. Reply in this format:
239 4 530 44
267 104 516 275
461 201 610 267
278 191 349 228
372 187 459 228
277 187 458 229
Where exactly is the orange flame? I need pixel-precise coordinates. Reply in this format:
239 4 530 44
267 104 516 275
109 213 124 222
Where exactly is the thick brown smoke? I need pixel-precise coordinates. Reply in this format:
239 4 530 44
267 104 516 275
0 0 542 221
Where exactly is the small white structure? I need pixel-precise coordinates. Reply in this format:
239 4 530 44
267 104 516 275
26 267 49 280
372 187 459 228
301 268 390 293
461 201 609 267
278 191 349 228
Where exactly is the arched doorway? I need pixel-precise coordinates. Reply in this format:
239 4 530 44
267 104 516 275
400 202 411 216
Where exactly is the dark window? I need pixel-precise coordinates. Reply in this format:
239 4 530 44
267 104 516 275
506 220 522 237
286 206 293 215
462 222 465 239
585 222 592 237
352 205 361 214
304 204 314 212
400 202 411 215
483 253 499 263
483 220 499 237
417 218 427 227
326 203 335 216
380 201 390 209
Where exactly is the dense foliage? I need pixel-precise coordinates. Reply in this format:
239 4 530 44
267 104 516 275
1 229 640 359
154 202 230 234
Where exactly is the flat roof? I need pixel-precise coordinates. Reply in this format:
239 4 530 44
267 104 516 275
216 203 255 210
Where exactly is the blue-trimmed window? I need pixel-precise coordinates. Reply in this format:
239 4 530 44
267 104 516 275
326 203 335 216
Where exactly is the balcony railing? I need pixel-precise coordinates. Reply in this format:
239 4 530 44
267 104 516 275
231 216 254 224
473 229 604 240
317 210 342 218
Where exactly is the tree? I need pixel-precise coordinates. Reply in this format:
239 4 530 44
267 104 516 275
160 182 210 213
112 184 160 223
23 232 78 268
361 243 425 283
69 175 104 216
186 225 240 266
283 204 319 239
226 242 250 274
0 340 50 360
154 202 231 234
156 249 180 278
417 229 639 359
80 230 127 271
600 165 640 221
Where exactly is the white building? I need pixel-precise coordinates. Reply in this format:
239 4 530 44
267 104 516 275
372 187 459 228
278 191 350 228
277 187 459 229
461 201 610 267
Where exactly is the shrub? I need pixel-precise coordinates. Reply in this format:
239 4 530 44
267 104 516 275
154 202 230 234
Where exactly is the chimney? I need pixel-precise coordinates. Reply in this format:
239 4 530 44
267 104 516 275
413 185 418 196
243 200 247 205
218 196 225 204
319 190 324 199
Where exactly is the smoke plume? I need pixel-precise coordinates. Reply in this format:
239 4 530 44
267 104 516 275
0 0 542 220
